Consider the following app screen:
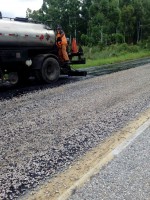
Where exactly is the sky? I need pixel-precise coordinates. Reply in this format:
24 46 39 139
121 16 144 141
0 0 43 18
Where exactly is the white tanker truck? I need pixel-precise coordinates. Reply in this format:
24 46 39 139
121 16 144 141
0 16 86 85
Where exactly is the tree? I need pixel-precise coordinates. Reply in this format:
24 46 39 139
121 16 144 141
121 5 135 43
26 0 150 46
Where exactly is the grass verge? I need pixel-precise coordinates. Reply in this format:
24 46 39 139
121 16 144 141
72 44 150 69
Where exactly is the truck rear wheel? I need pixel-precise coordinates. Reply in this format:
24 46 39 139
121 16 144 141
8 72 19 85
41 57 60 83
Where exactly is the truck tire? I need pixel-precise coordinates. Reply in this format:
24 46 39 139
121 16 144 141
41 57 60 83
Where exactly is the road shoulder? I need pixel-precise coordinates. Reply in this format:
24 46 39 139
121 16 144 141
24 107 150 200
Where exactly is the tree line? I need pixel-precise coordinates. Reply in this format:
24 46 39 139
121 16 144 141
26 0 150 46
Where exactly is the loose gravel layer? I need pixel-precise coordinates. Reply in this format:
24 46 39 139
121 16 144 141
0 64 150 199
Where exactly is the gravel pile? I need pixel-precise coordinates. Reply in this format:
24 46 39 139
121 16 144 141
0 64 150 199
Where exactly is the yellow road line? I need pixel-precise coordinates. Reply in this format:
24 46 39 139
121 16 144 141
25 108 150 200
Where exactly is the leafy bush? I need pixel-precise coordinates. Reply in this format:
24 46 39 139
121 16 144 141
143 37 150 50
80 34 89 46
111 33 124 44
147 39 150 50
82 43 147 60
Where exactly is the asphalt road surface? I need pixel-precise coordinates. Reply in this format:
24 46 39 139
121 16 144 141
0 62 150 199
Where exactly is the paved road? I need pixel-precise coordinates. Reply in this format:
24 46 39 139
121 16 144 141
69 125 150 200
1 57 150 101
1 63 150 199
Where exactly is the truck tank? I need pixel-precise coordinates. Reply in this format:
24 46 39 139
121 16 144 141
0 18 56 47
0 17 87 85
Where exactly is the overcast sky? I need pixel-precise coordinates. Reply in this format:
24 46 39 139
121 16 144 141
0 0 43 18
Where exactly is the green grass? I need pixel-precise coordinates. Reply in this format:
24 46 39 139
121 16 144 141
72 44 150 69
